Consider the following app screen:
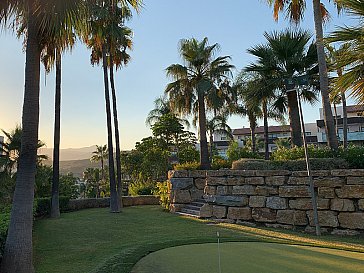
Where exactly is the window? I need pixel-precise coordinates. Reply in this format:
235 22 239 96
358 112 363 116
305 132 312 136
221 136 227 140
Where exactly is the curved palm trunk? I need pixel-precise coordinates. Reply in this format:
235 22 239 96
1 3 40 272
287 90 303 147
248 113 257 153
102 45 119 212
333 103 338 137
109 60 123 207
263 100 269 160
338 69 348 149
312 0 338 150
197 92 210 170
50 50 61 219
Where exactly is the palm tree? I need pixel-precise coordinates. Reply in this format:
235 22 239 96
246 29 319 147
266 0 339 151
91 145 108 198
166 38 234 169
206 115 233 160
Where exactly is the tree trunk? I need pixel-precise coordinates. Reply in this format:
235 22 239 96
1 3 40 272
102 45 119 212
248 113 256 153
197 92 210 169
109 59 123 208
338 69 348 149
333 103 338 137
209 131 213 162
263 100 269 160
50 50 61 219
287 90 303 147
312 0 338 150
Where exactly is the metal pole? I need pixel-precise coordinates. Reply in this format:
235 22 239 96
297 89 321 236
217 232 222 273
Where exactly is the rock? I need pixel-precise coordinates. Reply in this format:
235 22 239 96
171 190 191 204
331 169 364 177
189 170 207 178
168 170 188 179
226 170 256 177
314 177 345 187
255 170 291 176
169 203 184 212
252 208 277 222
194 178 206 190
359 199 364 211
190 189 204 201
279 186 310 198
307 211 338 227
318 187 335 199
288 177 310 185
226 177 244 186
206 170 226 177
336 186 364 198
330 199 355 212
245 177 265 185
213 219 235 224
304 226 328 234
212 205 227 219
199 204 213 218
232 185 256 195
265 223 294 230
292 170 330 177
331 229 360 236
170 178 193 190
204 186 216 195
338 213 364 229
265 176 286 186
266 197 287 210
347 177 364 185
216 186 232 196
276 210 307 226
255 186 278 196
227 207 252 220
289 198 330 210
206 177 227 186
236 220 257 227
249 196 266 207
205 195 248 207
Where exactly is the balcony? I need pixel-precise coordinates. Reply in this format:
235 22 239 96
318 132 364 143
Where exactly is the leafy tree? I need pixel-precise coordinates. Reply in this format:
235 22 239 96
226 141 260 162
90 145 108 198
151 114 184 146
166 37 234 169
59 173 79 199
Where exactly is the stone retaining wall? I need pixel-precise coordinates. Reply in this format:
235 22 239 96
169 169 364 235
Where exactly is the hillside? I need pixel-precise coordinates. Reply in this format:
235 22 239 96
39 145 97 161
43 159 101 178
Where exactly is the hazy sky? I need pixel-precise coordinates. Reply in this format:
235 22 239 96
0 1 354 150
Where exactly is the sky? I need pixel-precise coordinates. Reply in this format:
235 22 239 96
0 0 355 150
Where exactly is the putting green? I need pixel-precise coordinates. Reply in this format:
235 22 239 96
131 242 364 273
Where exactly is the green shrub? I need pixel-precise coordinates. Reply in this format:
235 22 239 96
174 161 200 170
0 212 10 261
211 156 232 170
226 141 261 162
155 181 171 210
338 146 364 169
271 145 335 161
129 181 157 196
34 196 70 217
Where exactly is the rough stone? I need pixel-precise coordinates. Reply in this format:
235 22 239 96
307 211 338 227
226 177 244 186
213 219 235 224
249 196 266 207
265 223 294 230
204 186 216 195
255 186 279 196
314 177 345 187
331 169 364 177
265 176 286 186
292 170 330 177
194 178 206 190
252 208 277 222
331 229 360 236
227 170 256 177
189 170 207 178
338 213 364 229
199 204 213 218
318 187 336 199
207 177 227 186
359 199 364 210
232 185 256 195
266 197 287 210
288 177 309 185
255 170 291 176
212 205 227 219
170 178 193 190
289 198 330 210
304 226 328 234
171 190 191 204
236 220 257 227
216 186 232 196
276 210 307 226
330 199 355 212
190 189 204 201
227 207 252 220
206 170 226 177
205 195 248 207
336 186 364 198
279 186 310 197
169 203 184 212
245 177 265 185
347 177 364 185
168 170 188 179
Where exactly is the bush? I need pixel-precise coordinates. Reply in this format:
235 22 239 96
155 181 171 210
174 161 200 170
211 156 232 170
232 158 349 171
338 146 364 169
226 141 261 162
0 212 10 261
129 181 157 196
271 145 335 161
34 196 70 218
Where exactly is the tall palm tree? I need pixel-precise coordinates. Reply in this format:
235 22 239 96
90 145 108 198
266 0 339 150
0 1 86 271
166 38 234 169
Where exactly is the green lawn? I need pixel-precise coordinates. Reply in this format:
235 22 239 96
33 206 364 273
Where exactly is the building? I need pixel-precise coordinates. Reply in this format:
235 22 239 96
317 105 364 145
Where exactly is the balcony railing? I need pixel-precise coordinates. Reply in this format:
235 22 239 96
318 132 364 142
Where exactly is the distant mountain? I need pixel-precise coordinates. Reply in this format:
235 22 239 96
39 145 97 161
43 158 100 178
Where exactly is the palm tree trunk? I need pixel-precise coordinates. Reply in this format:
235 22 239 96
333 103 338 137
1 3 40 272
248 113 256 153
312 0 338 151
50 50 61 219
109 59 123 207
102 45 119 212
263 100 269 160
197 92 210 169
287 90 303 147
209 131 214 162
338 69 348 149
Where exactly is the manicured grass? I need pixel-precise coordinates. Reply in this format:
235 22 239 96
33 206 364 273
132 242 364 273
